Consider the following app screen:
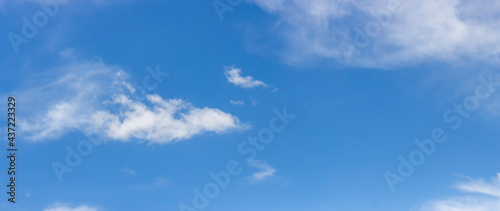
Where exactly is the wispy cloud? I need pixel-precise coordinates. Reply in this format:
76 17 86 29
248 160 276 183
225 67 268 88
132 177 170 191
18 57 119 141
247 0 500 67
120 168 136 176
420 173 500 211
249 97 258 106
19 52 246 144
44 203 98 211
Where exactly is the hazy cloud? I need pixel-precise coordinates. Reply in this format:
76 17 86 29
248 160 276 182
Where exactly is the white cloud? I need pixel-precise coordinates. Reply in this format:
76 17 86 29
248 160 276 182
419 173 500 211
230 100 245 105
44 203 98 211
19 54 246 144
247 0 500 67
91 94 244 144
225 67 268 88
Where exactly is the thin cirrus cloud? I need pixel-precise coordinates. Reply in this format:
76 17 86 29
120 167 136 176
225 67 268 88
247 0 500 68
44 203 98 211
419 173 500 211
19 53 246 144
132 177 170 191
248 160 277 183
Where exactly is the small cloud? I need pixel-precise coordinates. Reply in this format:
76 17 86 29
420 173 500 211
59 48 78 59
44 203 98 211
250 97 258 106
133 177 169 191
248 160 276 183
224 67 267 88
229 100 245 105
120 168 136 176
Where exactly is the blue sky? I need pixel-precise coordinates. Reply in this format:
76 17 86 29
1 0 500 210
